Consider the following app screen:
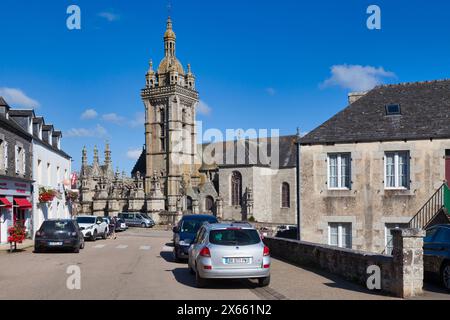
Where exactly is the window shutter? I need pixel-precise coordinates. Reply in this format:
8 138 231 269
15 146 19 174
4 142 8 170
22 150 26 175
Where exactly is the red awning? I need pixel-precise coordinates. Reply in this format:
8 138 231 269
14 198 32 209
0 197 12 208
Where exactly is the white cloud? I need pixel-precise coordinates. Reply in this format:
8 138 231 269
321 64 396 92
266 87 276 96
102 113 126 125
81 109 98 120
98 11 120 22
129 112 145 128
65 124 108 138
197 100 212 116
126 148 142 160
0 87 40 108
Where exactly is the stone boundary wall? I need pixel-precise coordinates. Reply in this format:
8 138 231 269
264 228 425 298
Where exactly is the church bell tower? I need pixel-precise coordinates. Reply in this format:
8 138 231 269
141 17 199 214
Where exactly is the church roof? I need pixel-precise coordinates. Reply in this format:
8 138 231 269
158 56 185 75
131 135 298 178
301 79 450 145
201 135 298 169
131 148 146 177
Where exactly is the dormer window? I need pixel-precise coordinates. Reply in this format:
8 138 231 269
385 104 401 116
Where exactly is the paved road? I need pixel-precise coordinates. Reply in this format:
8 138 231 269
0 229 446 300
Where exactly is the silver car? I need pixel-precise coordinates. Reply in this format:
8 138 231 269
188 222 271 288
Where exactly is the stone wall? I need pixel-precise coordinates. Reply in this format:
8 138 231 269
264 228 425 298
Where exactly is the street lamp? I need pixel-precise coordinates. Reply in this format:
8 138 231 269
295 128 301 241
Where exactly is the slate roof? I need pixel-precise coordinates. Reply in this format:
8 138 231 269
301 80 450 145
131 135 298 176
201 135 297 169
8 109 35 117
0 97 10 107
131 149 146 177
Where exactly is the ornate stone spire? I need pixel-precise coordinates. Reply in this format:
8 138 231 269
186 63 195 89
82 146 87 165
93 145 99 164
105 141 111 165
164 16 176 57
92 145 101 177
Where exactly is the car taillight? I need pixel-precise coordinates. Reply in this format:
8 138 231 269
263 246 270 256
199 247 211 257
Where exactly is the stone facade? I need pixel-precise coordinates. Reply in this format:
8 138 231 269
300 80 450 253
300 139 450 252
79 144 146 217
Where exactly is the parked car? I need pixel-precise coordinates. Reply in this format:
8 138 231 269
275 226 298 240
116 218 127 232
172 214 218 261
118 212 155 228
424 224 450 290
188 222 271 288
76 215 109 241
34 219 84 253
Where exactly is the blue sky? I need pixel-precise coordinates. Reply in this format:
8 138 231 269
1 0 450 173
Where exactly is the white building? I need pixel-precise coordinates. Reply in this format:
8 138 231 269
8 110 72 238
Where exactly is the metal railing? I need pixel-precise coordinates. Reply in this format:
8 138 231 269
409 183 448 230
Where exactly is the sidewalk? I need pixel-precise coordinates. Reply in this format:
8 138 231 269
0 240 34 253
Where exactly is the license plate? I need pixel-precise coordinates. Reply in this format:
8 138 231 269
49 242 63 246
225 258 251 265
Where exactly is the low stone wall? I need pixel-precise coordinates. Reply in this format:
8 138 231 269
264 228 425 298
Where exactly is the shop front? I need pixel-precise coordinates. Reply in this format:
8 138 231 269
0 178 32 244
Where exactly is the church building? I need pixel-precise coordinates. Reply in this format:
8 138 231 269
130 17 298 225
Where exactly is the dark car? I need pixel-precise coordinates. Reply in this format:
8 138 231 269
116 218 127 232
424 224 450 290
275 226 298 240
34 219 85 253
172 214 218 262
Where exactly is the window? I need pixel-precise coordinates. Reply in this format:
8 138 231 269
57 166 60 184
328 153 351 189
186 196 193 212
47 163 51 185
15 146 25 175
328 223 352 249
3 141 8 171
385 223 409 255
281 183 290 208
37 160 42 184
385 152 409 189
0 139 4 171
231 171 242 206
160 109 166 152
385 104 401 116
205 196 214 212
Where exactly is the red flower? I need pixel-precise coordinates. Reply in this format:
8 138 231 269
8 224 26 244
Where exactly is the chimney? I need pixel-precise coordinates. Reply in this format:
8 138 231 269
348 91 367 105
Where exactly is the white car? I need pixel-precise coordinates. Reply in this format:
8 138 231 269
76 215 109 241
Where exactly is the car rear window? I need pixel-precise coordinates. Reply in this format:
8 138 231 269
77 217 96 224
181 220 206 233
209 229 261 246
41 221 75 232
